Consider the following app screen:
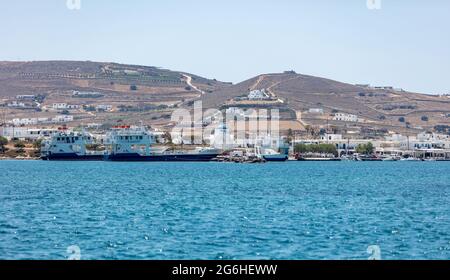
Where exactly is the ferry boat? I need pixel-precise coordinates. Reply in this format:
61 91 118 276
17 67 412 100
105 126 220 162
255 146 288 162
40 129 104 161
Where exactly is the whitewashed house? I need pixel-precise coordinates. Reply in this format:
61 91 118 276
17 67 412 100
333 113 359 122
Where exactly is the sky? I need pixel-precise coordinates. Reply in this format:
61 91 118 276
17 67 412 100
0 0 449 94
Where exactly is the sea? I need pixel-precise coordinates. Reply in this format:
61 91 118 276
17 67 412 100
0 160 449 260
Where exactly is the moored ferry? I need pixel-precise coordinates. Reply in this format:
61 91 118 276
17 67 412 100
40 129 104 161
105 126 221 162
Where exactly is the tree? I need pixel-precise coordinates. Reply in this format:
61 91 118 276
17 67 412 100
356 142 375 155
398 117 405 123
365 142 374 155
14 142 26 149
294 143 337 156
421 116 429 122
294 144 309 154
287 129 293 144
0 136 8 153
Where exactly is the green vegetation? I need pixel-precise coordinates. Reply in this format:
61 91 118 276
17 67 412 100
421 116 429 122
294 143 337 155
398 117 406 123
14 141 26 149
287 129 294 144
356 142 375 155
118 104 168 112
0 136 8 153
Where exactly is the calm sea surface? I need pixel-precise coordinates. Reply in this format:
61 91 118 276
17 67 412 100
0 160 449 260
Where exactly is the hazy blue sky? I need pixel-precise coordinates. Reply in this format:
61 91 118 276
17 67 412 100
0 0 449 94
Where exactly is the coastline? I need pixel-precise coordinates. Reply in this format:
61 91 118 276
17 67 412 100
0 156 39 161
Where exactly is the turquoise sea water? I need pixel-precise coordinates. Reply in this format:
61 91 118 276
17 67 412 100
0 160 449 260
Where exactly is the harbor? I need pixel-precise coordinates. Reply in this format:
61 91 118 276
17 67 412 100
1 125 450 162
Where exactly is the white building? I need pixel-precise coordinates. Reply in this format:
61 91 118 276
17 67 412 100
333 113 359 122
309 108 324 114
9 115 74 126
16 95 35 100
52 115 74 123
320 134 343 141
96 105 113 112
0 127 60 140
248 89 270 100
10 118 38 126
52 103 68 109
67 104 80 110
7 101 26 108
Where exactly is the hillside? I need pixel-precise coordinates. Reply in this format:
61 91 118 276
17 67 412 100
0 61 229 129
0 60 226 98
0 61 449 136
201 72 450 135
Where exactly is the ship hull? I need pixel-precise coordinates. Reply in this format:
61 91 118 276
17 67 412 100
41 153 104 161
263 155 288 162
106 153 219 162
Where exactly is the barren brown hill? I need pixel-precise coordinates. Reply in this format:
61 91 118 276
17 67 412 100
0 60 226 98
0 61 449 135
202 72 450 135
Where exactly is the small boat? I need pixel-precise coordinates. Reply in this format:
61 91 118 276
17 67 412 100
255 146 288 162
400 157 421 161
382 156 397 161
359 155 383 161
340 155 352 161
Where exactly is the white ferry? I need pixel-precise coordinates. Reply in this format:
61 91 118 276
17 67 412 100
105 126 221 162
254 146 288 162
40 129 104 161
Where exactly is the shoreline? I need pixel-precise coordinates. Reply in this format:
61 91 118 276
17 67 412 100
0 157 39 161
